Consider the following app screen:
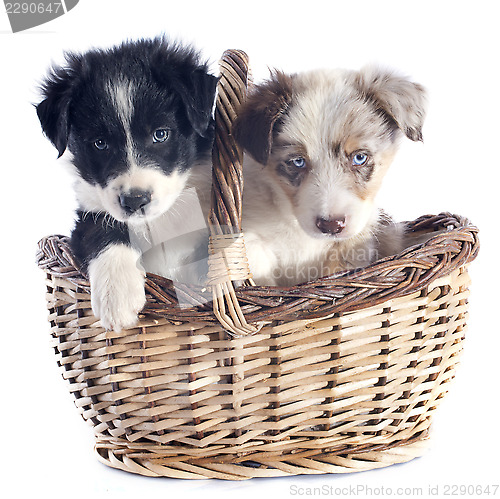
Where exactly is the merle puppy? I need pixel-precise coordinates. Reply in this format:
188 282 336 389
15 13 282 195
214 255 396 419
234 67 427 286
37 38 217 330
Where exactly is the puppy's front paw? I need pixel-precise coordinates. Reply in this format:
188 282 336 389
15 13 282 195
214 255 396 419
91 276 146 331
88 245 146 331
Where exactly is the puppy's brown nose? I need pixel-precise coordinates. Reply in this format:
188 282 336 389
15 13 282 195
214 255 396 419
316 216 346 235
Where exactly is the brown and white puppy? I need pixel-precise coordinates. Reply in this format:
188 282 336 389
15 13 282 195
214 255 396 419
234 67 427 286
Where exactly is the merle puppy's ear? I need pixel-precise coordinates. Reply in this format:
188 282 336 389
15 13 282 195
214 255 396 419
355 66 427 142
36 53 81 157
175 69 219 138
233 71 293 165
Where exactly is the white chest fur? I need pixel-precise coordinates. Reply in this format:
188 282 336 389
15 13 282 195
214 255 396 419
127 186 210 284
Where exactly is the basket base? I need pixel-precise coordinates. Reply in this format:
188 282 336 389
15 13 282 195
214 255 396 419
94 435 430 480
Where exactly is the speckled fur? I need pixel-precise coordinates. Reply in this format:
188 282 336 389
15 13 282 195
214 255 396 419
234 66 427 286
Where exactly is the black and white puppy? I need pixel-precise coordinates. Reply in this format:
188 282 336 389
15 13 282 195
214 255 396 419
37 38 217 330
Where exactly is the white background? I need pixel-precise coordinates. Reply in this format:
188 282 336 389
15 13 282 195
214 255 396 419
1 0 499 497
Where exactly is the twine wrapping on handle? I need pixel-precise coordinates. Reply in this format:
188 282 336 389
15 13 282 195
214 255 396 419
207 50 259 336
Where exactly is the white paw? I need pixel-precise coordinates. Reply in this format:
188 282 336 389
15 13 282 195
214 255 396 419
88 245 146 331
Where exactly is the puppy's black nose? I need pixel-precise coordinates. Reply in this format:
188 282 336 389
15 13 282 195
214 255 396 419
119 189 151 215
316 216 346 235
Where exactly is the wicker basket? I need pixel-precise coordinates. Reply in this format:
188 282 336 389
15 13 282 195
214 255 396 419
36 50 479 480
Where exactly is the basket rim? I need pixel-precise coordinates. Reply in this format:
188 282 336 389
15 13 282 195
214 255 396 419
36 211 479 326
35 50 479 330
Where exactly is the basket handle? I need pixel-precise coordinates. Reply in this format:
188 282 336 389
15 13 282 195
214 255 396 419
207 50 259 336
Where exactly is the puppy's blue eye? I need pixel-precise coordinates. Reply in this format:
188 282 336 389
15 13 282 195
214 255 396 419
153 128 169 143
290 157 306 168
352 153 368 166
94 139 108 151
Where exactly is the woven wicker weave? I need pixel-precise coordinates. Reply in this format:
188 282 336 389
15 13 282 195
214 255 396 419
36 50 479 480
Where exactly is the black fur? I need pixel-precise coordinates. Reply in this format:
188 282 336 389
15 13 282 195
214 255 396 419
36 37 217 270
71 211 130 270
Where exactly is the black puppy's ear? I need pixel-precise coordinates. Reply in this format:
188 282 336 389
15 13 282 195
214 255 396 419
355 66 427 142
150 40 218 138
36 54 80 157
233 70 293 165
175 69 219 138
